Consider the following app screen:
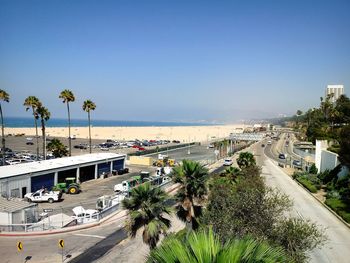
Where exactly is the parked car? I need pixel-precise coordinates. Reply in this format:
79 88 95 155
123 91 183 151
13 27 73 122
26 141 34 145
223 159 233 166
100 147 109 151
293 160 302 167
279 153 286 159
172 140 181 143
267 140 272 145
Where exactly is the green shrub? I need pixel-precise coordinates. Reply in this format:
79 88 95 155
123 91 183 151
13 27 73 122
309 164 318 174
296 177 318 193
325 198 350 223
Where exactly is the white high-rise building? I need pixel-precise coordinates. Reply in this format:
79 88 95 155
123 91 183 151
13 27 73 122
325 85 344 103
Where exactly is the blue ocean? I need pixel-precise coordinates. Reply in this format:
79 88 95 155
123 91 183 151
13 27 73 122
4 117 211 128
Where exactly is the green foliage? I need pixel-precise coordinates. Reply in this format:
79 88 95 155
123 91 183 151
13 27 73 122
272 218 327 263
122 183 172 249
172 160 209 232
339 125 350 166
47 138 68 158
309 164 318 174
236 152 256 169
203 167 326 262
147 228 290 263
325 198 350 223
296 177 318 193
317 169 333 184
299 94 350 167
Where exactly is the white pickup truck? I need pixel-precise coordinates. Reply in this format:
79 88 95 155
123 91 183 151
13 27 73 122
24 189 62 203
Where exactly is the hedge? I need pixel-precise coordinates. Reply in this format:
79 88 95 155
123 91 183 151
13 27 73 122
325 198 350 223
296 177 318 193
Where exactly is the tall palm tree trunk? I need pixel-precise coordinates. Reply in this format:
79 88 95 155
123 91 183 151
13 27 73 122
0 103 5 166
88 111 92 154
32 108 39 160
67 102 72 156
41 118 46 159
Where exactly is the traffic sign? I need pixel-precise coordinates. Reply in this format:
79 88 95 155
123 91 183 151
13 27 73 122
17 241 23 252
43 208 53 213
59 239 64 249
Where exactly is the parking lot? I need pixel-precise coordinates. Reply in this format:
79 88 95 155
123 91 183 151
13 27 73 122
37 165 156 216
3 135 183 160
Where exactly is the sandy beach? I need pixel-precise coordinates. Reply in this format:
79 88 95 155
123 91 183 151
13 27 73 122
5 124 245 142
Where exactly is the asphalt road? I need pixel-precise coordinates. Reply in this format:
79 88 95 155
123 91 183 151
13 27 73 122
253 141 350 263
145 144 217 163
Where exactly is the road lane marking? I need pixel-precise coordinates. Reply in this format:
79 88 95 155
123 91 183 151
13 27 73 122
74 234 106 239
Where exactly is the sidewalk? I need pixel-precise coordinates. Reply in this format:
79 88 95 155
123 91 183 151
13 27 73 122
93 214 185 263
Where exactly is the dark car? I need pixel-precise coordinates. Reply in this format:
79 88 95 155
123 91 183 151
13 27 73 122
261 144 265 147
293 160 302 167
26 141 34 145
172 140 181 143
279 153 286 159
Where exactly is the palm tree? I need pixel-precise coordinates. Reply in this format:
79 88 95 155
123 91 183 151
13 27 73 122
122 183 172 250
59 89 75 156
236 152 256 169
47 138 68 158
36 105 50 159
172 160 208 234
296 110 303 127
0 89 9 166
147 228 289 263
223 166 241 182
24 96 41 160
82 100 96 154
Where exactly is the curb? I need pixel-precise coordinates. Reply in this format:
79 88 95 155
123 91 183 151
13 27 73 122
267 155 350 230
293 176 350 229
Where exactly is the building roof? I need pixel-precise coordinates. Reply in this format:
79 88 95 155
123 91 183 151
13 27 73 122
0 153 126 179
0 197 37 213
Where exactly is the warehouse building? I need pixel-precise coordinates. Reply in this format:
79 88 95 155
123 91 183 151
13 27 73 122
0 153 126 198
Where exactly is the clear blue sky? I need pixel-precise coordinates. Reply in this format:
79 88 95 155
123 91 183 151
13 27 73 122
1 0 349 123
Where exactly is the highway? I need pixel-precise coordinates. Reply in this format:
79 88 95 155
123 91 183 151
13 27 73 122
253 138 350 263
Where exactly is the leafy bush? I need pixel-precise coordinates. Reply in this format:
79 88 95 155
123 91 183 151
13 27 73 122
309 164 318 174
294 172 321 192
296 177 318 193
325 198 350 223
326 190 341 199
317 169 332 184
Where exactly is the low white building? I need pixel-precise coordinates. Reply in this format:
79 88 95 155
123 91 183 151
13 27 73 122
0 153 126 198
0 197 37 228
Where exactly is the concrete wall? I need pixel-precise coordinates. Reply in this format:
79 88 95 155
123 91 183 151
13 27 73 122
129 156 153 166
0 211 10 225
0 177 30 198
315 140 329 172
320 150 340 173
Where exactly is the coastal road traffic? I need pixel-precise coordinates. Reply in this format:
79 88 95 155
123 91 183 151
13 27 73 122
252 141 350 263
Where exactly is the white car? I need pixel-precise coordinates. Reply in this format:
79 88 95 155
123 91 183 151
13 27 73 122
223 159 233 166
